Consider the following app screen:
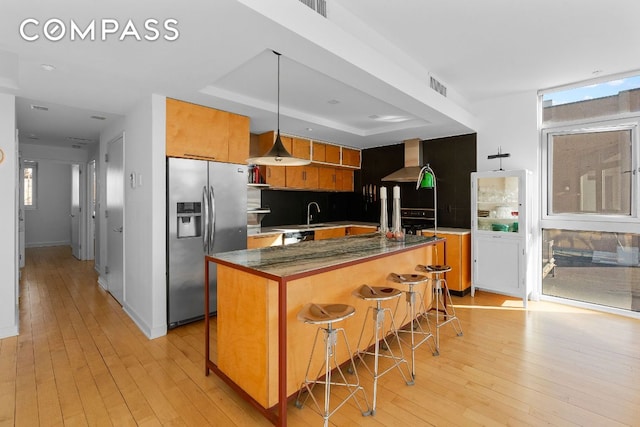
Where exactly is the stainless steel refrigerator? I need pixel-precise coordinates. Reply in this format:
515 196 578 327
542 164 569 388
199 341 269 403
167 157 247 328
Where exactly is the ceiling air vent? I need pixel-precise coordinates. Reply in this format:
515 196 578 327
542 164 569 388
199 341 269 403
429 76 447 97
30 104 49 111
299 0 327 17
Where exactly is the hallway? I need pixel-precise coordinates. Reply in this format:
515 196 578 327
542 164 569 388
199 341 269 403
1 246 640 426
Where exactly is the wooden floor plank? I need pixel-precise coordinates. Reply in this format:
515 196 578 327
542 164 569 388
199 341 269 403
2 246 640 426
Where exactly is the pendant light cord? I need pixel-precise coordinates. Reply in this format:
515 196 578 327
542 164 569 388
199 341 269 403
274 50 281 134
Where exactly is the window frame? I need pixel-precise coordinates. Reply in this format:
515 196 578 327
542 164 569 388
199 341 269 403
22 159 38 210
541 117 640 231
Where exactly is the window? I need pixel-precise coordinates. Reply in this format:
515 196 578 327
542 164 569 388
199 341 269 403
546 126 634 217
23 160 38 209
540 73 640 316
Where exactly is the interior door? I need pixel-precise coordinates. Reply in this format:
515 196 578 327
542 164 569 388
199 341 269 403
86 160 96 261
18 154 25 269
70 164 81 259
106 136 124 305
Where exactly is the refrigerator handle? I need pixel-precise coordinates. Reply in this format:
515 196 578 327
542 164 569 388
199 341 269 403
202 185 209 252
209 185 215 249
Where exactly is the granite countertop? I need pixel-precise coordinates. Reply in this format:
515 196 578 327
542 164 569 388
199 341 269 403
209 233 441 278
421 227 471 235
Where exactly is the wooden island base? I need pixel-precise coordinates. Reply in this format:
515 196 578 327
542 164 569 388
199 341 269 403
205 234 441 426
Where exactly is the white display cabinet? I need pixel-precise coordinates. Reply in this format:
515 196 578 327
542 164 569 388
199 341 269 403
471 169 531 307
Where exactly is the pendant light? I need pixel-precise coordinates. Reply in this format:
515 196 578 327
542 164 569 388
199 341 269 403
247 51 311 166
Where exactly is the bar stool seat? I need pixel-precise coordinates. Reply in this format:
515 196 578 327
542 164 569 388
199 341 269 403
295 303 371 426
352 285 413 415
416 264 463 355
387 273 436 378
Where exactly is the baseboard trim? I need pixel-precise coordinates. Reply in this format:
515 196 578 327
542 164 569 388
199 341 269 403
123 304 167 340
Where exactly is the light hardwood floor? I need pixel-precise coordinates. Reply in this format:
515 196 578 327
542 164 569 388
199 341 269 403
1 246 639 426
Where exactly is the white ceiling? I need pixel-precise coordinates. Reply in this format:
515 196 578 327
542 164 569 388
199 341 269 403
2 0 640 151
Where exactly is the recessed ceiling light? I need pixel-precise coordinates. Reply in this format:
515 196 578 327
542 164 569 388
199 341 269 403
41 64 56 72
369 114 410 123
90 115 106 120
327 99 340 105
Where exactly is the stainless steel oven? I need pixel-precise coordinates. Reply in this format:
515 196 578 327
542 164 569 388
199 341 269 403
400 207 435 235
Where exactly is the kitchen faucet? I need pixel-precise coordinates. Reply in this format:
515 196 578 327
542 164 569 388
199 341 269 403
307 202 320 226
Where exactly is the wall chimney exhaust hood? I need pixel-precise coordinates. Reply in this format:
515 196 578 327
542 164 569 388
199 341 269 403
381 138 424 183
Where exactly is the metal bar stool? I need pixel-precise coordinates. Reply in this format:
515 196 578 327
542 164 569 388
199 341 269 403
295 303 371 426
387 273 436 378
416 264 463 355
352 285 413 415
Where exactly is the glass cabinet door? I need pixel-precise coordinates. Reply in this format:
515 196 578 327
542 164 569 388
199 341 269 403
475 174 521 234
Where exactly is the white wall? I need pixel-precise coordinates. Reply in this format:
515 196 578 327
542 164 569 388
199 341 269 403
99 94 166 339
23 160 72 247
473 90 541 298
0 92 18 338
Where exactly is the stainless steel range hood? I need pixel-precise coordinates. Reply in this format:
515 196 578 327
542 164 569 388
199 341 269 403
381 138 424 183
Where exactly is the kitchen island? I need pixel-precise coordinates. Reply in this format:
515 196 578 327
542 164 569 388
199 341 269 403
204 233 442 426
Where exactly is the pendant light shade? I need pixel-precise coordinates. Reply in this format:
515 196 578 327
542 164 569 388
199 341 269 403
247 51 311 166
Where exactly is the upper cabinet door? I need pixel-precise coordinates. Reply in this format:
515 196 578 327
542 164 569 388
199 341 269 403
312 142 326 162
291 137 311 160
318 167 336 190
342 148 361 167
325 145 341 164
228 114 250 164
166 98 229 161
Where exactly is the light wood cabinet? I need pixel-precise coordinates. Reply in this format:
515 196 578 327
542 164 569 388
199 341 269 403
422 230 471 295
312 142 326 162
247 234 283 249
166 98 249 163
228 113 250 164
291 137 311 160
318 167 337 190
314 227 346 240
255 131 357 191
258 131 312 160
336 169 354 192
326 144 341 164
342 147 361 167
261 166 286 187
312 142 341 165
286 165 318 189
346 226 377 235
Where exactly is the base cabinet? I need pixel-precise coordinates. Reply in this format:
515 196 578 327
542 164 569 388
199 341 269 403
472 235 525 303
423 230 471 295
247 234 283 249
314 227 346 240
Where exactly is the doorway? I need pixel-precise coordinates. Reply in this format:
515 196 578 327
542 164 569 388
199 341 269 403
106 135 124 305
70 163 83 260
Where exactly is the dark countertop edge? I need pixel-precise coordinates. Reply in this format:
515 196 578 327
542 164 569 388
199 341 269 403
206 235 442 282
